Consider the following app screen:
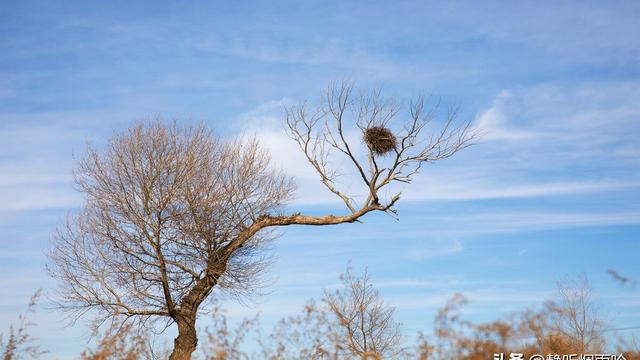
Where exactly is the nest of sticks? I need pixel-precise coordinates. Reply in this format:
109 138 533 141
364 126 396 155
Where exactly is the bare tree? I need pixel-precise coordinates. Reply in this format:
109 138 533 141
257 267 408 359
49 82 474 360
49 123 294 360
285 81 476 218
324 267 405 359
261 300 337 359
548 277 605 354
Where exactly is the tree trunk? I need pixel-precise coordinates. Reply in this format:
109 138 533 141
169 317 198 360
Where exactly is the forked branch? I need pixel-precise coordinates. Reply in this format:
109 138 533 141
285 81 478 218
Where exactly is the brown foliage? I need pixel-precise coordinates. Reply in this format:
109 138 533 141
0 290 46 360
260 300 338 359
9 273 638 359
617 334 640 360
200 301 258 360
81 323 151 360
420 278 608 360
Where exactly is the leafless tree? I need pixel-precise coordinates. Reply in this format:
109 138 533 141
548 277 605 354
49 82 474 360
257 267 409 360
259 300 337 360
324 267 405 359
285 81 476 218
49 123 294 360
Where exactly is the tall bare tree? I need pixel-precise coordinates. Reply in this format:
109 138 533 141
49 82 475 360
549 277 605 354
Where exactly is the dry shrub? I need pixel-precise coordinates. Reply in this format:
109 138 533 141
80 323 152 360
200 302 259 360
617 333 640 360
0 290 46 360
261 300 339 360
364 126 396 155
423 281 608 360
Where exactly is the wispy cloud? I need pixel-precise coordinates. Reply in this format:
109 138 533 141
404 239 464 261
406 177 640 202
475 90 539 142
192 34 396 77
0 184 80 212
1 2 639 356
0 120 89 212
236 87 640 207
423 210 640 235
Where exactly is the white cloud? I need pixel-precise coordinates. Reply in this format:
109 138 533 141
0 184 80 212
0 120 88 212
475 90 539 142
235 93 640 207
190 33 397 78
234 99 371 207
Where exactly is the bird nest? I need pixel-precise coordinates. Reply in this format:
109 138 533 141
364 126 396 155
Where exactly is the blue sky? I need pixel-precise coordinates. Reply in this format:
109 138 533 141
1 1 639 357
